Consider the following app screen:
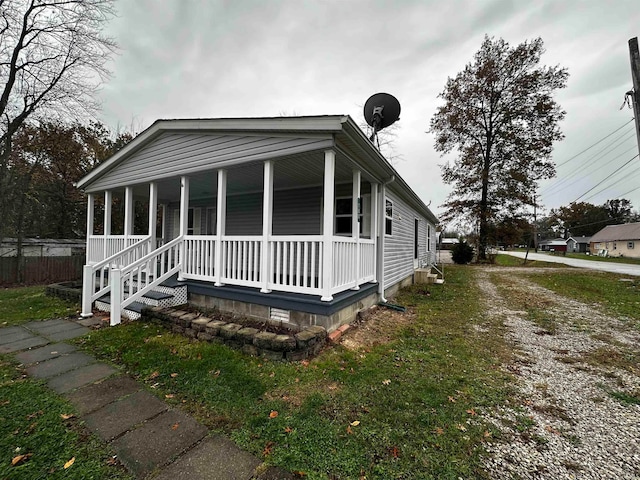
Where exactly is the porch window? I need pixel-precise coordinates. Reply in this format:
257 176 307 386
187 208 201 235
385 198 393 236
335 196 368 236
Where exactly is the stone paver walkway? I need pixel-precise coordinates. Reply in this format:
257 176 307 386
0 317 294 479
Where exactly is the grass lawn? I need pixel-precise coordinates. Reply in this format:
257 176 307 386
564 252 640 266
525 270 640 329
494 253 562 268
75 266 514 479
0 357 131 480
0 286 79 327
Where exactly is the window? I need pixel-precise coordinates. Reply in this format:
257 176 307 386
385 199 393 236
335 197 365 236
427 225 431 252
628 241 635 249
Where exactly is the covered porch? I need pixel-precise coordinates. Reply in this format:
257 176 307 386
82 147 385 325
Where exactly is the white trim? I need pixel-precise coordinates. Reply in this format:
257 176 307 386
178 176 190 281
352 169 361 290
85 193 94 264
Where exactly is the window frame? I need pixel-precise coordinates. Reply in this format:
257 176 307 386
335 195 368 236
384 198 393 236
628 241 635 250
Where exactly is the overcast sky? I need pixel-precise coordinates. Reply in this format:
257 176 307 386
99 0 640 223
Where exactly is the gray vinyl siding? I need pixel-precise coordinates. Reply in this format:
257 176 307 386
383 190 435 289
165 186 325 238
88 132 333 192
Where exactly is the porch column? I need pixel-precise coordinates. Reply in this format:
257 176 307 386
124 186 134 242
161 204 167 244
103 190 112 260
85 193 94 264
321 150 335 301
81 193 95 317
214 170 226 286
148 182 158 251
260 160 273 293
351 169 361 290
178 176 189 281
370 183 378 282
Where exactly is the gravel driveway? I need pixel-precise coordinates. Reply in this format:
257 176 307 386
477 267 640 479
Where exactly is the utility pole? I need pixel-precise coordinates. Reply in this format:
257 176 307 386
629 37 640 158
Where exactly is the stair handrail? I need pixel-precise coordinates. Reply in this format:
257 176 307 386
110 236 184 326
92 234 152 270
81 235 153 317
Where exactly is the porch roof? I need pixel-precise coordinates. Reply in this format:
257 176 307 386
77 115 438 224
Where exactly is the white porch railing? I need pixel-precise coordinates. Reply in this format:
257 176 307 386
269 236 323 294
110 236 183 325
82 233 377 324
81 235 153 317
87 235 148 264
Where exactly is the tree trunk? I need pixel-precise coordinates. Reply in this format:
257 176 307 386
478 156 490 261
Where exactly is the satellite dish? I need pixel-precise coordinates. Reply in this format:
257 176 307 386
364 93 401 143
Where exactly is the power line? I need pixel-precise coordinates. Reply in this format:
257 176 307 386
555 118 635 168
543 140 638 196
582 164 640 202
572 154 640 203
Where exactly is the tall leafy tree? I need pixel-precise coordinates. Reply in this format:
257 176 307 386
430 36 568 259
0 0 116 243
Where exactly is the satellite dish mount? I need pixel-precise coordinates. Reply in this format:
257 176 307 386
364 93 401 148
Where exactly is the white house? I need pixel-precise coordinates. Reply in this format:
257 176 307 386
590 223 640 258
76 116 438 330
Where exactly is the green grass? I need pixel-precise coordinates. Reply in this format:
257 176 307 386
525 271 640 328
75 265 513 479
564 252 640 265
494 254 562 268
0 286 79 327
0 356 131 480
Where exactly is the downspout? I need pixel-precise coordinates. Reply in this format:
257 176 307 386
377 175 395 303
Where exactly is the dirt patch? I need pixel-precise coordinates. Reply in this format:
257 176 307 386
340 305 415 351
264 380 342 408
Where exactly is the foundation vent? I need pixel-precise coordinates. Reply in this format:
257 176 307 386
270 307 290 323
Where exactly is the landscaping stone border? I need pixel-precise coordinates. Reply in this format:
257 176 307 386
46 280 83 302
141 306 327 361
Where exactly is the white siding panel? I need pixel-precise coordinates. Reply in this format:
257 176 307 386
88 133 333 192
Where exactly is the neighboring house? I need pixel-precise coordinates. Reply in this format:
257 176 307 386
590 223 640 258
538 238 567 252
440 238 459 250
76 116 438 330
566 236 591 253
0 238 85 257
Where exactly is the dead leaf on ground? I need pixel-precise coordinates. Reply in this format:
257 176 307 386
284 426 293 433
269 410 279 419
11 453 32 466
466 408 477 416
263 441 275 456
170 373 178 378
171 423 180 430
389 446 401 458
148 371 160 380
60 413 75 420
350 420 360 427
382 379 391 385
347 425 353 434
63 457 75 469
434 427 444 435
456 424 467 431
447 396 456 403
165 394 175 399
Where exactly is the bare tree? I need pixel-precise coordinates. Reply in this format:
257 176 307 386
0 0 116 280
